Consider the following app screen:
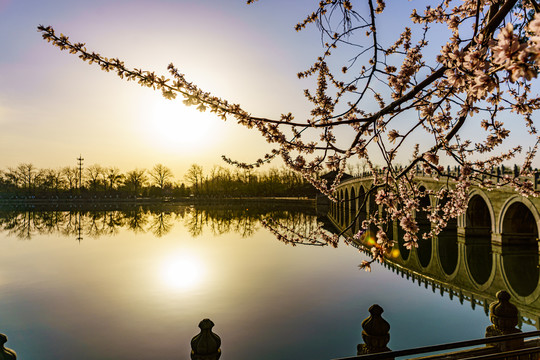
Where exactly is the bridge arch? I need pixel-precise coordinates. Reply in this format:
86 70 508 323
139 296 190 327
497 196 540 236
434 191 459 277
339 189 344 225
367 185 377 219
357 185 367 226
334 190 339 222
344 188 350 226
350 187 357 233
330 176 540 304
396 225 410 261
464 191 494 289
416 185 432 268
464 189 496 232
499 196 540 301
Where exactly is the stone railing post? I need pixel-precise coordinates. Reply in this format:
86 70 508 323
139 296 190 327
190 319 221 360
0 333 16 360
485 290 523 351
357 304 391 356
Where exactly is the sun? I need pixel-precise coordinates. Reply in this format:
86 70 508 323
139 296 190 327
141 96 218 151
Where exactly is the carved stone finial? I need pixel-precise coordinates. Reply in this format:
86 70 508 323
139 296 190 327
489 291 518 332
191 319 221 360
485 291 522 351
357 304 391 356
0 334 17 360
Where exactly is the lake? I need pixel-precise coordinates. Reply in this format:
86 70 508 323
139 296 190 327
0 203 535 360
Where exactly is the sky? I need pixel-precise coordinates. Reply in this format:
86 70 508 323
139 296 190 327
0 0 324 178
1 0 538 180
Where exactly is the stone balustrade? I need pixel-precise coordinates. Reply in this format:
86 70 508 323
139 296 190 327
0 333 16 360
342 165 539 185
190 318 221 360
0 290 532 360
186 290 531 360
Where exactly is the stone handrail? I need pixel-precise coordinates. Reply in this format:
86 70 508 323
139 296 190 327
0 333 16 359
337 165 540 190
185 291 535 360
1 290 534 360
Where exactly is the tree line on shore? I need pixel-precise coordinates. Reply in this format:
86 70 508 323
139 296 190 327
0 163 316 200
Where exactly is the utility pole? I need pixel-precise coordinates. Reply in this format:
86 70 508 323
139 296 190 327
77 155 84 190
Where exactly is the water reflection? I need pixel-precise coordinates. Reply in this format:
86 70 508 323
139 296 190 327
503 243 539 297
466 236 492 286
1 202 539 359
397 226 410 260
0 203 379 360
4 203 540 315
438 230 458 276
502 202 539 297
339 224 540 330
0 203 318 242
160 252 206 291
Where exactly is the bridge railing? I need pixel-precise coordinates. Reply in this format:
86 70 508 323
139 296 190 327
182 290 539 360
2 291 537 360
183 290 538 359
330 290 540 360
339 165 540 190
333 331 540 360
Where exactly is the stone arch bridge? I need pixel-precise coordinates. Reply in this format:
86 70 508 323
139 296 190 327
327 173 540 328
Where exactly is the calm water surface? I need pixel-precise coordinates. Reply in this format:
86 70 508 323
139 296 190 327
0 204 533 359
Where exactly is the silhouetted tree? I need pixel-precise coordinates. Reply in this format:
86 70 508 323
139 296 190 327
17 163 38 193
86 164 104 192
184 164 203 195
149 164 173 192
124 169 147 196
63 166 79 191
105 167 124 191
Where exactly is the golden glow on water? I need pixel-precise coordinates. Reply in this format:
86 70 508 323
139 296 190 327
0 208 507 360
159 252 206 290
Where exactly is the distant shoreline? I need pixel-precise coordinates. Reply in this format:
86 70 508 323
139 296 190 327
0 196 316 210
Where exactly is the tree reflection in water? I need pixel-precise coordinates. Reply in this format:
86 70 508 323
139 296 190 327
0 203 324 244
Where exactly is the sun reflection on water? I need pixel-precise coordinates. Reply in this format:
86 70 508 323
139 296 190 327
160 253 205 290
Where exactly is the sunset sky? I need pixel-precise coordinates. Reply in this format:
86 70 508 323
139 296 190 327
1 0 537 179
0 0 322 177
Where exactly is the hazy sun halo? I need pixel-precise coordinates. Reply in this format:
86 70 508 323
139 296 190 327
141 96 217 152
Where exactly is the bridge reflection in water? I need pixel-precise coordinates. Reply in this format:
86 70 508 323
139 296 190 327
328 175 540 330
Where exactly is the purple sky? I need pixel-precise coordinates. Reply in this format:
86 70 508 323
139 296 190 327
1 0 536 177
0 0 321 176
